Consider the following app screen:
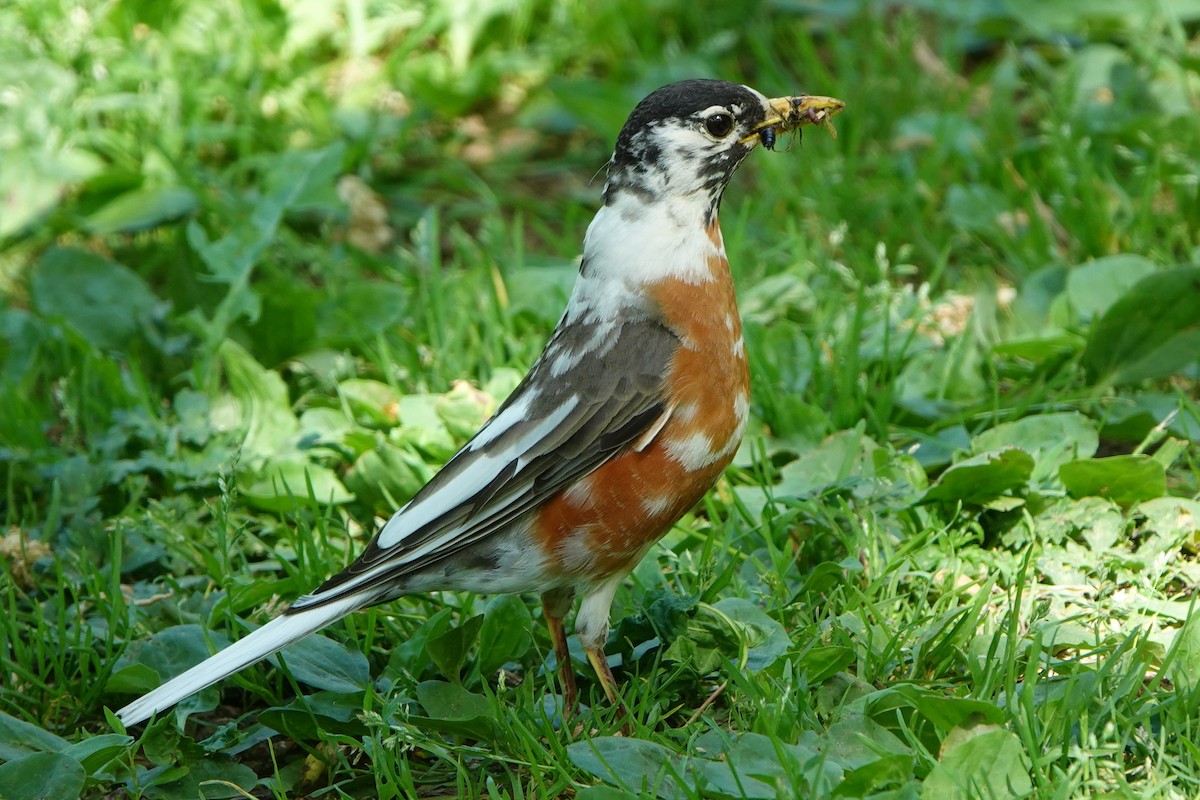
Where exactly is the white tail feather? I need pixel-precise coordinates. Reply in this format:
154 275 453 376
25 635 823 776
116 594 363 726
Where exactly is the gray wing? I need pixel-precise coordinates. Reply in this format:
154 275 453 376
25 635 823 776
289 310 679 610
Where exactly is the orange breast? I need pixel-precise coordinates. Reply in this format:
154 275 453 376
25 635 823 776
533 220 750 578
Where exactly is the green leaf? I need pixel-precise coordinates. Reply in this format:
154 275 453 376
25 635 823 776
410 681 498 741
142 757 259 800
338 378 402 428
1099 393 1200 442
567 737 684 797
105 663 161 695
275 633 370 693
923 448 1034 505
394 394 458 459
426 614 485 682
614 589 698 652
240 457 354 511
344 442 433 514
386 609 453 678
576 788 642 800
1065 254 1157 321
31 247 159 350
140 764 189 790
315 281 410 346
991 332 1080 364
665 603 742 675
436 381 496 441
0 752 85 800
1083 266 1200 385
837 756 918 798
714 598 789 670
690 755 780 799
115 624 231 685
819 717 912 770
894 111 983 157
1059 455 1166 505
924 726 1033 800
999 0 1144 37
775 427 881 498
795 645 855 684
945 183 1010 234
505 262 578 322
1036 496 1124 550
82 185 197 233
190 145 345 286
868 685 1006 733
693 732 828 798
477 595 533 676
0 155 101 238
970 412 1098 484
1136 497 1200 556
906 425 971 470
0 712 69 762
214 339 300 461
187 144 345 359
60 733 133 774
256 692 368 741
415 680 492 720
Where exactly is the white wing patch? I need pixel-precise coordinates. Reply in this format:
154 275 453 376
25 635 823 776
375 395 579 549
467 391 535 451
633 405 672 452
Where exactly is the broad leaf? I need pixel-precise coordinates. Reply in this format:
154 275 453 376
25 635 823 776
945 183 1009 234
426 614 485 682
214 339 299 461
478 595 533 676
924 726 1033 800
60 733 133 774
114 624 231 685
275 634 369 694
0 752 85 800
1065 254 1156 321
1059 455 1165 505
141 756 258 800
714 598 789 671
241 457 354 511
0 712 69 762
567 737 684 798
868 684 1006 733
82 185 197 233
923 448 1034 505
970 412 1098 485
1083 266 1200 385
410 681 498 741
31 247 159 350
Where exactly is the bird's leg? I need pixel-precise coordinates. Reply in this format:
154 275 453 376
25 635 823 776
584 645 621 705
541 588 577 715
585 643 631 735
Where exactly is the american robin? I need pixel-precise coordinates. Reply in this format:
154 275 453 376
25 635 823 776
115 79 844 726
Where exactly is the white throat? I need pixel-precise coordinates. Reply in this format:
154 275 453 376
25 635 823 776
579 191 724 289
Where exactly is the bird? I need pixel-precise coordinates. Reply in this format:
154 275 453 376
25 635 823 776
115 79 844 726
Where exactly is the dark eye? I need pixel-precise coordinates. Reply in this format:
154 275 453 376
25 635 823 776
704 112 734 138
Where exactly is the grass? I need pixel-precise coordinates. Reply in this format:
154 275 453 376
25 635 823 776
2 0 1200 797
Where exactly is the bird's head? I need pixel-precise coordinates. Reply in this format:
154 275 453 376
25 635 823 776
603 79 844 219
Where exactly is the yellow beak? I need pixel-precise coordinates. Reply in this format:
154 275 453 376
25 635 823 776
743 94 845 143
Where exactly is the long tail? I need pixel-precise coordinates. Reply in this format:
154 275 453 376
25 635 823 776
115 593 363 726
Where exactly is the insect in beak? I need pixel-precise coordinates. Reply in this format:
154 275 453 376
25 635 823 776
759 126 777 150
